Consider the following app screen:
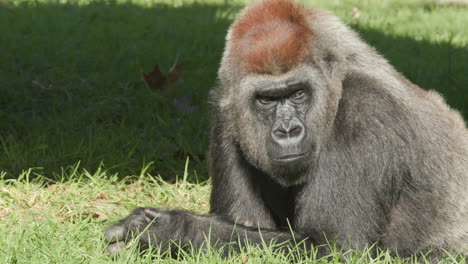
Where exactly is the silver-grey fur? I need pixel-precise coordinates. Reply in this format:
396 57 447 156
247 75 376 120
212 3 468 256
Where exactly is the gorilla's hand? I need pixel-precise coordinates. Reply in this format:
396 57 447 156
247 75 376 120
104 207 186 254
105 207 305 256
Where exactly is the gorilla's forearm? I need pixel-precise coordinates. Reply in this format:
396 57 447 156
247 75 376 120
105 207 303 255
177 213 301 251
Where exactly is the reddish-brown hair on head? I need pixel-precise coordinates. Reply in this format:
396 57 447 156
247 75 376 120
231 0 313 74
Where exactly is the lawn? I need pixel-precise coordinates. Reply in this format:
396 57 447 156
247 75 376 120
0 0 467 263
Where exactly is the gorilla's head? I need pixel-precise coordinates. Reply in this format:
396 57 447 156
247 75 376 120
213 0 345 186
217 64 342 186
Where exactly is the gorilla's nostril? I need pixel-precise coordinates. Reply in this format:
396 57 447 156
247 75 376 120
289 126 302 137
273 129 288 139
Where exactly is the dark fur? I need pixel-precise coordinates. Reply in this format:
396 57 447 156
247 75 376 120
105 0 468 258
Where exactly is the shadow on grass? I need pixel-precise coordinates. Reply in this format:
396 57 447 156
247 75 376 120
354 26 467 117
0 1 466 180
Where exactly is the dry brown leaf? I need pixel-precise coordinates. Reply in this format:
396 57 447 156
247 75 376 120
93 192 111 200
143 65 166 90
143 62 183 89
82 211 108 220
167 64 183 85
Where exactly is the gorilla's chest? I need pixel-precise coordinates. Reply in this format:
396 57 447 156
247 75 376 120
251 172 298 227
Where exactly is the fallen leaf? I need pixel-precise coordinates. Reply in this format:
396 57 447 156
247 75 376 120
143 62 183 90
167 64 183 85
82 211 108 220
93 192 111 200
143 65 166 90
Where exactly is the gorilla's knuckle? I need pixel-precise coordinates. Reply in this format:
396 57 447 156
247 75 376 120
105 241 126 255
104 225 127 243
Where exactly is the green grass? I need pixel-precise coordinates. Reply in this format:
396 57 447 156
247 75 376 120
0 0 467 263
1 168 466 264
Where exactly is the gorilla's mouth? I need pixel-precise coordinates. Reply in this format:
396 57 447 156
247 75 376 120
273 152 309 162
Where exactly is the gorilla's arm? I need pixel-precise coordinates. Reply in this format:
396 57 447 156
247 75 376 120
104 112 302 255
208 110 279 229
104 207 302 255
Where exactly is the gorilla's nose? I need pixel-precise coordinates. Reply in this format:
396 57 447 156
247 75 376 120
271 118 305 142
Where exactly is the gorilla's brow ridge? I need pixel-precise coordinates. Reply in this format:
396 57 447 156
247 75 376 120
255 81 308 97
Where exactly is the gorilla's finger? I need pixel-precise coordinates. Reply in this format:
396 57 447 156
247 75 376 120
104 225 127 243
106 241 126 255
143 208 162 219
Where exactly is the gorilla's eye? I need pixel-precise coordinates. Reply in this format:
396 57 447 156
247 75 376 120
258 96 274 104
291 90 305 99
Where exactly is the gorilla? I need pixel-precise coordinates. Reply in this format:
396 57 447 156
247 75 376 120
105 0 468 259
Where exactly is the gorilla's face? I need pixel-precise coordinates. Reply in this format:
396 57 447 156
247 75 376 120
224 65 341 186
254 80 313 164
218 67 313 186
218 66 341 186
